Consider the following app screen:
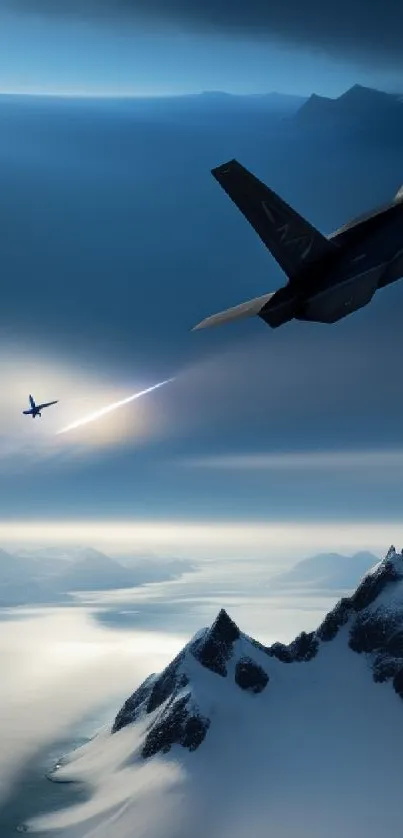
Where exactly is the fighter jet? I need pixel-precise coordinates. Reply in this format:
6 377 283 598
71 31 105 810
192 159 403 332
23 394 58 418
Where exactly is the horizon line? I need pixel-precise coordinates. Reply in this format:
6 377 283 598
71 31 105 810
0 88 308 100
0 83 393 102
0 519 399 559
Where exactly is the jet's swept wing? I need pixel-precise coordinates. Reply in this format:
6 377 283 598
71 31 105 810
394 184 403 202
211 159 337 282
192 292 276 331
38 400 58 410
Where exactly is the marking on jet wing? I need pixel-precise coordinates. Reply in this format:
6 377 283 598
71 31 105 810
261 200 314 260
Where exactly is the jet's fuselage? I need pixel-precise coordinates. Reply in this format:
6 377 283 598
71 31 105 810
259 199 403 328
192 159 403 334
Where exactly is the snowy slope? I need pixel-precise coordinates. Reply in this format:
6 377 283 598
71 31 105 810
26 545 403 838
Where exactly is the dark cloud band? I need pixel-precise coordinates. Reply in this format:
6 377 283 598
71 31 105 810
4 0 403 67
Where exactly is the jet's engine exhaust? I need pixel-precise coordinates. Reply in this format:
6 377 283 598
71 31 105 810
56 378 174 435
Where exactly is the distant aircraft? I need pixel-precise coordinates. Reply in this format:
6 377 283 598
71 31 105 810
192 159 403 332
23 394 58 419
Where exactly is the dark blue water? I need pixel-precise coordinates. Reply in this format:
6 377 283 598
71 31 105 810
0 733 89 836
3 740 89 836
0 703 118 837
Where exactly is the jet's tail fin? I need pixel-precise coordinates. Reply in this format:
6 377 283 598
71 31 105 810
394 184 403 202
212 159 336 282
192 292 275 331
29 394 35 408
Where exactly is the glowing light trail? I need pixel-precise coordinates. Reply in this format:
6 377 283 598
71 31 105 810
56 378 174 435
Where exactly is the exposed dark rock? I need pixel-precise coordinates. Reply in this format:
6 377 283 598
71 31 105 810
191 609 240 677
111 655 190 734
386 631 403 657
350 549 399 612
342 549 403 685
373 655 401 683
393 666 403 699
146 656 188 714
267 548 403 686
349 608 396 654
113 554 403 761
316 548 402 645
268 631 318 663
268 642 293 663
235 657 269 693
112 674 156 733
289 631 319 662
112 609 240 752
316 597 352 642
142 694 210 758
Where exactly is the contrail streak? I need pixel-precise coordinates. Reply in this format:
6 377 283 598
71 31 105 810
56 379 174 435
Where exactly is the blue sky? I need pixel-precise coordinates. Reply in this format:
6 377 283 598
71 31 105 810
0 3 402 551
0 92 402 534
0 10 402 98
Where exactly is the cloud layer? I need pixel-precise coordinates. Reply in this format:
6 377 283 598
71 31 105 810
0 606 183 804
3 0 403 68
0 519 398 560
182 450 403 471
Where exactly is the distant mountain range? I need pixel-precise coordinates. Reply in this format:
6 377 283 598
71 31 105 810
125 83 403 150
269 550 379 591
0 545 383 606
35 546 403 838
291 84 403 140
2 83 401 143
150 90 308 110
0 546 195 606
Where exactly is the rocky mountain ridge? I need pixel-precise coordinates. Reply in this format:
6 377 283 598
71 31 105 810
112 546 403 757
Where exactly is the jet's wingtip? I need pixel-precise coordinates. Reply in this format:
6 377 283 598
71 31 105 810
211 158 239 178
191 313 222 331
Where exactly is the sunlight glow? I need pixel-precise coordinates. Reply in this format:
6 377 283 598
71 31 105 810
0 344 173 463
56 379 174 435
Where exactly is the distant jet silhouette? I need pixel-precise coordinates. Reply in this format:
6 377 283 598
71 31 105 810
23 394 58 419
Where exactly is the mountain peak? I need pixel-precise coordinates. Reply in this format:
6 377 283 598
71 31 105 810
191 608 240 676
294 83 403 133
108 545 403 764
339 83 399 103
41 546 403 838
385 543 399 560
357 543 403 588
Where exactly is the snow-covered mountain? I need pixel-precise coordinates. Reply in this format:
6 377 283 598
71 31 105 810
53 548 139 592
26 545 403 838
0 546 195 604
269 549 378 590
15 546 101 563
0 547 67 605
